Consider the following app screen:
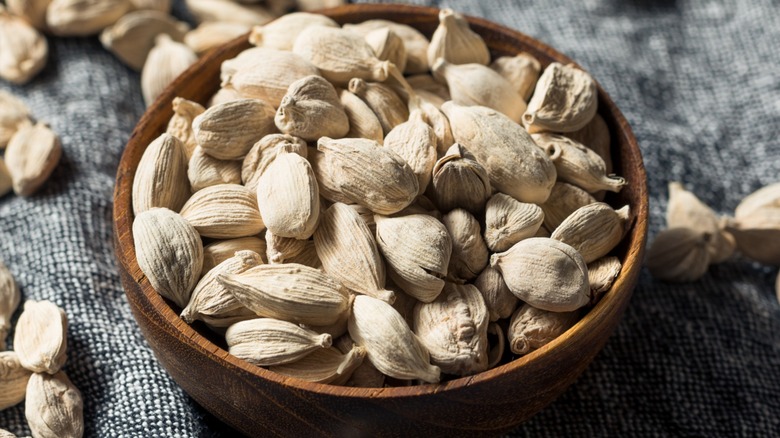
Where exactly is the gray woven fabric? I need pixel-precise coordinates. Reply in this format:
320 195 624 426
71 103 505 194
1 0 779 436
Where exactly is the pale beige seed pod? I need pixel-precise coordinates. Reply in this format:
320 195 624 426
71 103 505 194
292 26 390 86
269 345 367 385
432 59 526 123
184 22 250 56
46 0 131 36
588 256 622 301
187 146 242 192
551 203 630 264
275 75 349 141
208 86 241 107
264 228 307 264
249 12 338 51
221 47 320 108
442 209 489 283
308 149 354 205
412 282 488 376
226 318 331 367
193 98 277 160
99 10 190 71
540 182 597 232
491 237 590 312
375 214 452 303
565 113 612 174
365 27 407 73
219 263 351 326
0 8 47 84
411 98 454 156
348 78 409 136
484 193 544 252
314 203 393 303
181 250 263 324
0 261 20 350
407 74 451 102
442 102 557 204
735 182 780 218
533 133 625 194
132 133 190 214
667 182 734 263
134 208 204 308
25 371 83 438
431 143 491 214
0 351 32 410
141 34 197 107
427 8 489 66
242 133 307 193
202 237 267 275
724 208 780 265
339 89 384 144
0 90 31 149
383 110 437 195
316 137 418 215
349 295 441 383
14 300 68 374
166 97 205 160
490 53 542 101
286 240 322 270
257 149 320 239
5 122 62 197
524 62 598 133
185 0 275 26
333 335 386 387
6 0 51 31
646 227 711 282
474 266 518 322
508 303 579 355
343 19 430 74
180 184 265 239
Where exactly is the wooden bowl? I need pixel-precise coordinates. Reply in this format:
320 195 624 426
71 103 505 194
113 4 648 436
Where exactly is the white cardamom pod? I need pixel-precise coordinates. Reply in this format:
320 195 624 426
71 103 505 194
407 74 452 103
179 184 265 239
365 27 407 73
25 371 84 438
426 8 490 66
508 304 579 355
226 317 332 367
441 102 557 204
551 203 630 264
490 53 541 101
242 133 307 193
99 10 190 71
523 62 598 133
540 182 597 232
202 236 267 275
14 300 68 374
564 113 612 174
187 146 242 192
442 209 489 283
218 263 351 326
431 143 491 215
141 34 198 106
208 86 241 107
348 78 409 136
375 214 452 303
165 97 205 160
343 19 430 74
292 26 390 86
667 182 734 263
269 345 367 385
6 0 51 31
199 307 256 331
491 237 590 312
4 122 62 197
484 193 544 252
474 266 518 322
587 256 622 301
46 0 131 36
0 9 48 84
132 133 190 215
339 89 384 144
0 90 31 149
412 282 489 376
274 75 349 141
645 227 711 282
724 208 780 265
185 0 274 26
286 239 322 270
0 261 19 350
734 182 780 218
432 59 526 123
249 12 338 51
193 98 277 160
410 97 453 155
383 110 437 195
184 22 250 56
0 351 32 410
309 149 353 205
264 229 307 264
349 295 441 383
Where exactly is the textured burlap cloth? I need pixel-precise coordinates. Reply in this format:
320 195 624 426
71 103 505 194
1 0 778 436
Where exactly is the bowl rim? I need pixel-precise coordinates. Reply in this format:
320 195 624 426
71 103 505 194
113 3 648 400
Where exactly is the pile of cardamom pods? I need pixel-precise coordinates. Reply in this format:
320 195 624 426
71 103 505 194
132 9 631 386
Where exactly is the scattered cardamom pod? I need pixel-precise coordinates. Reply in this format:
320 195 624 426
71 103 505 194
348 78 409 135
4 121 62 197
646 227 711 282
249 12 338 51
179 183 265 239
187 146 242 192
132 133 190 215
427 8 490 66
431 143 492 214
0 8 48 84
99 10 190 71
564 113 612 174
0 351 31 410
0 261 19 350
141 34 198 106
540 181 597 232
185 0 275 26
193 98 277 160
490 53 541 101
483 193 544 252
25 371 84 438
551 203 630 264
201 236 267 276
46 0 131 36
14 300 68 374
666 182 734 263
587 256 622 301
339 89 384 144
275 75 349 141
523 62 598 133
442 209 489 283
0 90 31 149
365 27 407 73
269 345 367 385
166 97 205 160
508 304 579 355
724 207 780 265
343 19 430 74
226 317 332 367
184 21 250 56
474 266 518 322
241 133 307 193
383 110 437 195
734 182 780 219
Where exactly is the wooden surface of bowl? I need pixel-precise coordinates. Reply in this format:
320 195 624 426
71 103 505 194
113 4 648 437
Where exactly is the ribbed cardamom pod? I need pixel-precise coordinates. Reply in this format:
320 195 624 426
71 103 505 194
314 203 394 303
432 59 526 123
491 237 590 312
724 207 780 265
431 143 491 214
132 133 190 215
383 110 437 195
587 256 622 301
348 78 409 135
667 182 734 263
181 250 263 324
484 193 544 252
316 137 418 215
339 89 384 144
166 97 205 160
242 133 307 193
474 266 518 322
226 318 332 367
134 208 204 308
202 237 267 276
442 209 489 283
0 8 47 84
187 146 242 192
257 149 320 239
5 121 62 197
275 75 349 141
375 214 452 303
185 0 274 26
0 261 20 350
264 229 307 264
14 300 68 374
349 295 441 383
564 113 612 174
365 27 407 73
199 308 256 331
141 34 197 106
25 371 83 438
508 304 579 355
184 21 249 56
218 263 351 326
0 90 31 148
99 10 190 71
343 19 430 74
249 12 338 51
302 301 349 339
646 227 711 282
734 182 780 218
533 133 625 194
426 8 489 66
193 98 277 160
490 53 542 101
442 102 557 204
286 239 322 270
292 26 390 86
523 62 598 133
412 282 489 376
540 182 597 232
407 74 451 103
179 184 265 239
0 351 31 410
550 202 630 264
269 345 367 385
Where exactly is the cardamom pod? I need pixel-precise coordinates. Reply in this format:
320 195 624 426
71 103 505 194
129 0 171 12
348 78 409 135
208 85 241 107
491 237 590 312
508 304 579 355
226 317 332 367
442 209 489 283
269 345 367 385
564 113 612 174
550 203 630 264
339 89 384 144
26 371 83 438
0 90 31 149
141 34 198 106
724 207 780 265
14 300 68 374
490 53 541 101
4 122 62 197
286 239 322 270
0 351 31 410
193 98 277 160
46 0 131 36
540 182 597 232
587 256 622 301
187 146 242 192
431 143 491 214
179 183 265 239
667 182 734 263
166 97 205 160
0 261 19 349
133 133 190 215
407 74 451 102
99 10 190 71
184 22 250 56
523 62 598 133
349 295 441 383
264 228 307 264
734 182 780 219
645 227 711 282
241 133 307 193
185 0 274 26
6 0 50 30
249 12 338 51
0 8 48 84
275 75 350 141
343 19 430 74
426 8 490 66
484 193 545 252
383 110 437 195
365 27 407 73
414 98 454 156
474 266 518 322
202 236 267 276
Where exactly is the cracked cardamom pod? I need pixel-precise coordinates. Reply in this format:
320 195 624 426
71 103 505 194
4 122 62 197
540 182 597 232
141 34 198 106
724 207 780 265
185 0 274 26
0 351 31 410
508 304 579 355
132 133 190 215
0 261 20 350
0 90 31 149
187 146 242 192
180 184 265 239
474 266 518 322
15 300 68 374
442 209 489 283
201 237 267 276
484 193 545 252
383 110 437 195
551 202 630 264
25 371 83 438
490 53 541 102
242 134 307 193
0 9 48 84
348 78 409 136
184 22 250 56
226 317 332 367
193 98 277 160
427 8 489 66
99 10 190 71
523 62 598 133
667 182 734 263
249 12 338 51
564 113 612 174
365 27 407 73
431 143 491 215
588 256 622 301
343 19 430 74
339 89 384 144
166 97 205 160
275 75 349 141
646 227 711 282
269 345 367 385
349 295 441 383
46 0 131 36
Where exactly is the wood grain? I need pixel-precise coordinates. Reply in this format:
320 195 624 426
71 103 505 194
113 4 648 437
